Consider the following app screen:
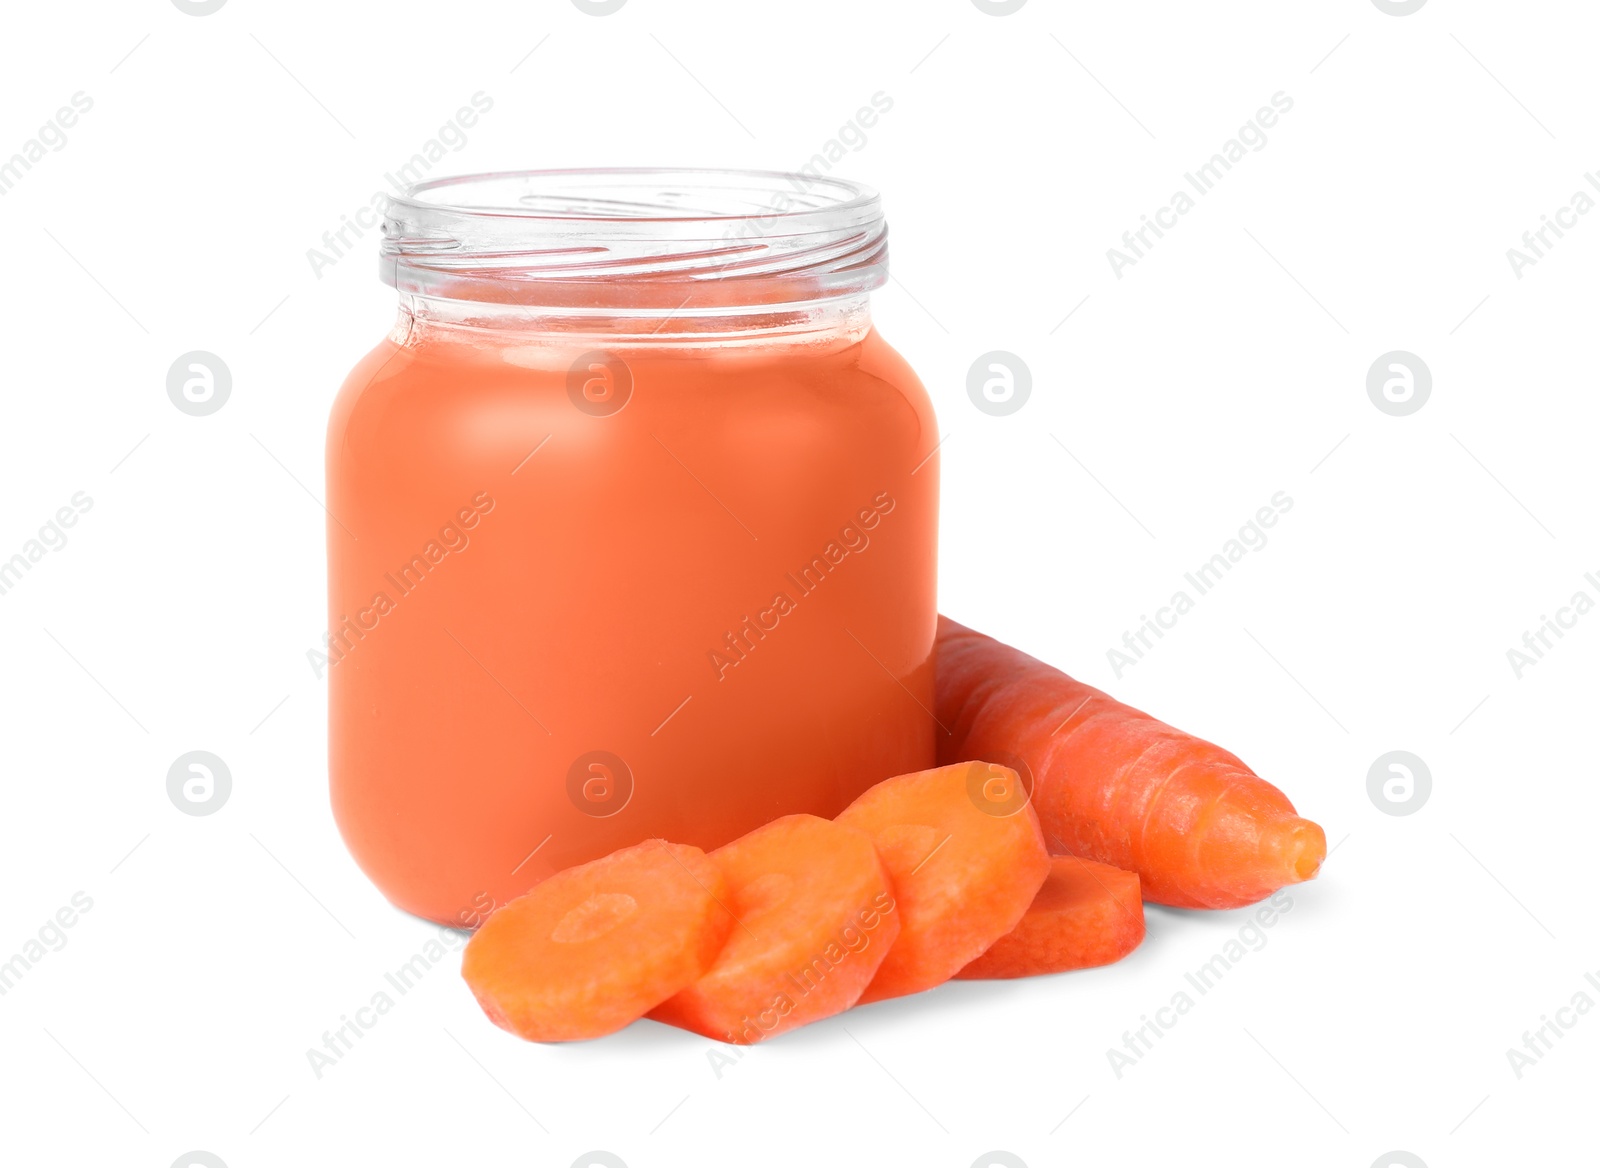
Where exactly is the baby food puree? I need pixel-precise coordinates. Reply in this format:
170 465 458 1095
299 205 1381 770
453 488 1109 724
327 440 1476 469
326 169 939 925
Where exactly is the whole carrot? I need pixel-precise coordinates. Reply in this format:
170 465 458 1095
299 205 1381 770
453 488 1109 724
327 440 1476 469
935 617 1325 909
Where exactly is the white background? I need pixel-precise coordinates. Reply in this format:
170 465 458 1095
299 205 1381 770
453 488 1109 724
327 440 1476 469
1 1 1595 1166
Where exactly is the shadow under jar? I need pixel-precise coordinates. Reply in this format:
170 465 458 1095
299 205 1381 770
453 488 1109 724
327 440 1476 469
326 168 939 926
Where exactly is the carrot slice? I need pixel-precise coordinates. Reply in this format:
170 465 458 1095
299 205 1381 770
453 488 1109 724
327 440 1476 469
836 761 1049 1003
936 616 1327 909
461 839 732 1042
648 814 898 1043
957 856 1144 979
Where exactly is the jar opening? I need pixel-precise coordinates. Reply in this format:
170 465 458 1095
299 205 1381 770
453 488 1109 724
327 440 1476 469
381 168 888 312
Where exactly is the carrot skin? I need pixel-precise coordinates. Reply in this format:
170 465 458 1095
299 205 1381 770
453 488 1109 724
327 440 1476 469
935 617 1326 909
957 856 1144 979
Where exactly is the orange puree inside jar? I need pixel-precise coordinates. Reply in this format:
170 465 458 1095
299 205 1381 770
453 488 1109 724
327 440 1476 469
326 170 939 926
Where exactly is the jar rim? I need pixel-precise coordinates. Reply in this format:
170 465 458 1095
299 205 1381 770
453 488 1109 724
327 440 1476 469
395 166 880 222
380 167 888 309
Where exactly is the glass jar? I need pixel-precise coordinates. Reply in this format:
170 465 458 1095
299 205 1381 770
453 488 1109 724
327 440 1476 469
326 169 939 926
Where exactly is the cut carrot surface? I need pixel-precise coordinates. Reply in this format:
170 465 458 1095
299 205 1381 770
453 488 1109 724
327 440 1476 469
649 814 898 1044
461 840 731 1042
836 762 1049 1004
936 616 1326 909
958 856 1144 979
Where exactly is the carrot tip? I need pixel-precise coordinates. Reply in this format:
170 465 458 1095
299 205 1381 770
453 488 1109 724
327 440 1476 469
1267 818 1326 885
